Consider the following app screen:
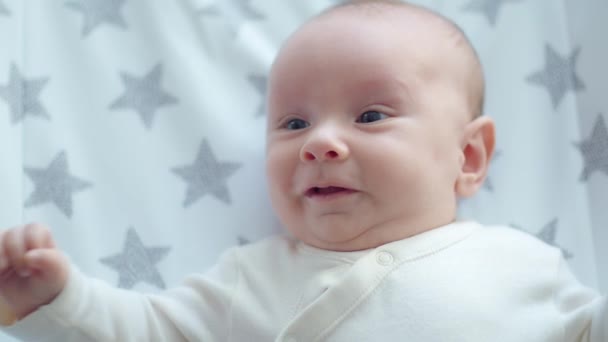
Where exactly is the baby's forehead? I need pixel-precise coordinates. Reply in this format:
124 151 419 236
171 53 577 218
273 8 464 85
269 2 483 120
312 2 483 118
298 3 468 61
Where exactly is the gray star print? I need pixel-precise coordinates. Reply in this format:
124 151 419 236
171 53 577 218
0 64 50 124
65 0 127 37
109 64 178 129
248 74 267 117
526 45 585 109
463 0 522 26
172 139 242 207
574 114 608 181
535 219 573 259
511 219 573 259
24 151 93 217
0 1 10 15
238 236 250 246
100 227 170 289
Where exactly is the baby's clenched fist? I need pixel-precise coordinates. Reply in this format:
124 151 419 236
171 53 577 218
0 223 69 323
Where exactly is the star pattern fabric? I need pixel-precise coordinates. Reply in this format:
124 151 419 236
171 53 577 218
65 0 128 37
100 227 170 289
199 0 265 37
575 114 608 181
172 139 242 207
526 45 585 109
24 151 93 217
109 64 178 129
0 1 9 16
238 236 250 246
463 0 521 26
228 0 264 20
511 219 573 259
248 74 267 117
534 219 573 259
200 0 264 21
0 64 50 124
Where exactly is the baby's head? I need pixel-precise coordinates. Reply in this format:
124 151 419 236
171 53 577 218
265 0 495 251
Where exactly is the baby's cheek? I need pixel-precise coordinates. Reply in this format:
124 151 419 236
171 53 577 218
266 153 298 204
266 149 289 179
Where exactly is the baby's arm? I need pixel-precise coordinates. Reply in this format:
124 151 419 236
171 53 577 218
0 223 69 322
4 266 193 341
0 223 239 341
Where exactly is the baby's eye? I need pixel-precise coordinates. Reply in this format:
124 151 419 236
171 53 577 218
284 118 310 130
356 110 388 123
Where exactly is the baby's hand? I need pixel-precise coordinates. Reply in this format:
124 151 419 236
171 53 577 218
0 223 69 323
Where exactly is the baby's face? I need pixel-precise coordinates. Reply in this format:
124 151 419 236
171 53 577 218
266 9 472 251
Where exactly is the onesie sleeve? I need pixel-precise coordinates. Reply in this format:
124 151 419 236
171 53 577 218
2 248 241 341
554 257 606 342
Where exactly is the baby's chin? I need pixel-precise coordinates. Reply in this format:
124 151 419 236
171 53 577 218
287 225 393 252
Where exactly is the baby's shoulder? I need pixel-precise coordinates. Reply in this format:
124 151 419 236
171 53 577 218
231 233 298 266
468 222 563 264
474 223 549 244
235 233 294 254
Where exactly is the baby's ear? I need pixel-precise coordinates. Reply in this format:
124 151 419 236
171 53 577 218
455 116 496 198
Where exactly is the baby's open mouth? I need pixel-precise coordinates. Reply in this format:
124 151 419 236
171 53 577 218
305 186 353 197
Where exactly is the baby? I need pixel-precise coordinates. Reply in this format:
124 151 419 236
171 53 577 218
1 1 606 341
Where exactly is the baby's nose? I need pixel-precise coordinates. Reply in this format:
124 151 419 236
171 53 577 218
301 149 342 161
300 131 349 162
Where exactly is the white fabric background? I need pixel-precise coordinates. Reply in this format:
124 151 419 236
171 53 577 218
0 0 606 340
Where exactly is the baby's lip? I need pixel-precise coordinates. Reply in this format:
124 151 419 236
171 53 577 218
304 185 356 197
